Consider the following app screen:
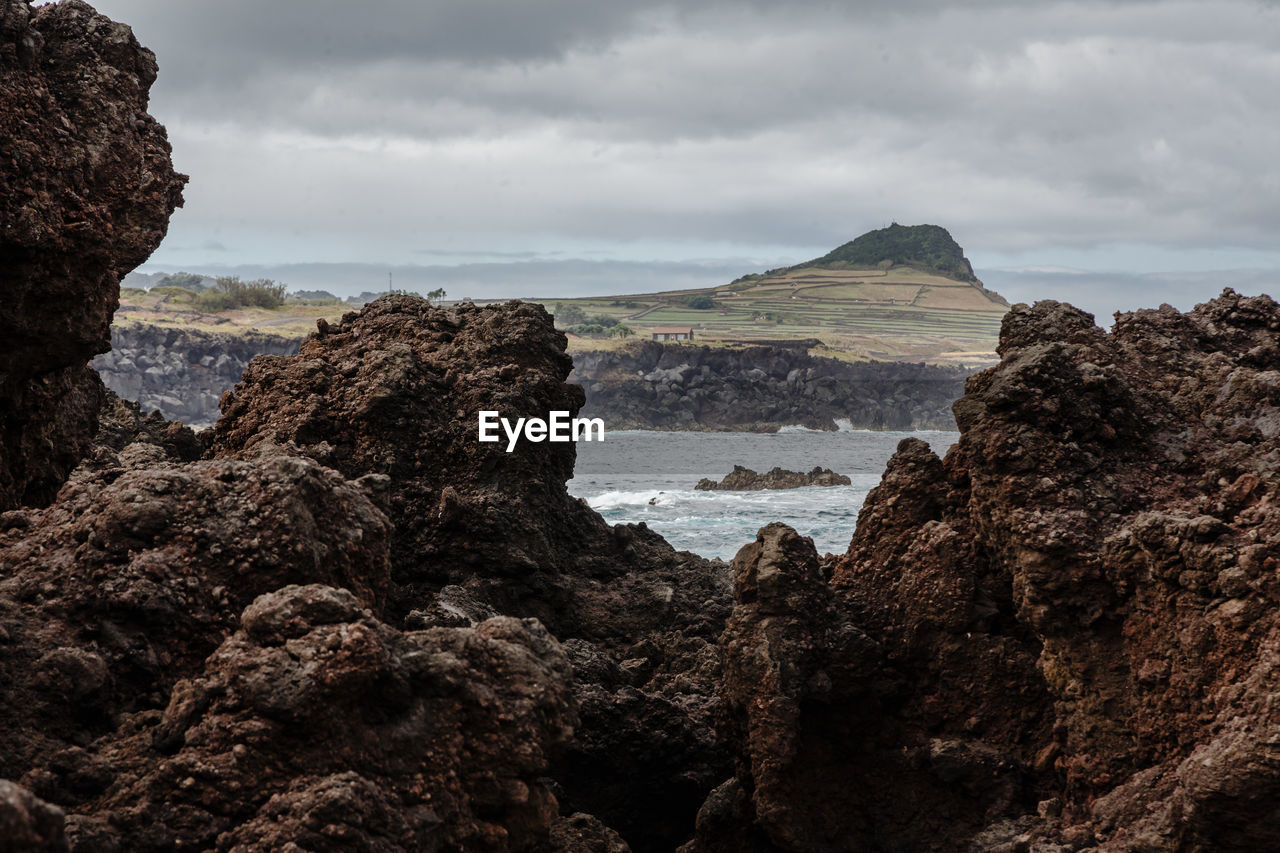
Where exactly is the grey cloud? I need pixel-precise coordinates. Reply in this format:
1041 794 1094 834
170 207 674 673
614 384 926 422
80 0 1280 277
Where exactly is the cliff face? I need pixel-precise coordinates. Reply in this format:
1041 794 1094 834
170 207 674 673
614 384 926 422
0 0 186 510
688 289 1280 851
93 324 301 428
572 342 970 432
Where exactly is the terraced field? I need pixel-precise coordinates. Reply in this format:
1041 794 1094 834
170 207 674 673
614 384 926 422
112 262 1009 365
537 266 1009 365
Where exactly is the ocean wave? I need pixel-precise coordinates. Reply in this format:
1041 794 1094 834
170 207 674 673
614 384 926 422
586 489 666 510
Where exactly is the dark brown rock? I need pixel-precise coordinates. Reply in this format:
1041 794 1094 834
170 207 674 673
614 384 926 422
0 779 68 852
84 585 575 852
0 0 185 511
208 295 732 851
0 450 391 793
694 465 851 491
208 296 727 639
690 290 1280 851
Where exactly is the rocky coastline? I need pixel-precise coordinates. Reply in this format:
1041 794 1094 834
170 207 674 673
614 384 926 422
694 465 851 491
571 341 971 432
92 324 302 428
91 327 969 435
5 3 1280 851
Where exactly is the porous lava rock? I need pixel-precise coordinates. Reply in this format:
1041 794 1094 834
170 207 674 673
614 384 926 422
689 290 1280 851
694 465 851 491
0 449 392 799
0 0 186 511
77 585 577 852
209 296 732 851
209 297 724 636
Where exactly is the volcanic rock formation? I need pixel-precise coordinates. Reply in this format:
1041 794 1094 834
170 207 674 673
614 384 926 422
687 290 1280 851
0 0 186 511
208 297 733 851
694 465 851 491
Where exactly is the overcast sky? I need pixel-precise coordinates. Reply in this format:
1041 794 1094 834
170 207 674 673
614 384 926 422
84 0 1280 320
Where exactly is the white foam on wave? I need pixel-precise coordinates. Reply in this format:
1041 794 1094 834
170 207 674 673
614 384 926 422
586 489 666 510
776 423 826 434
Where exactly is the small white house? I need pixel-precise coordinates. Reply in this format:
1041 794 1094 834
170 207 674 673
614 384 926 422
651 326 694 342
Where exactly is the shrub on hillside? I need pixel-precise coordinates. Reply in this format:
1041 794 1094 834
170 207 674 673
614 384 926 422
156 271 208 292
196 276 287 311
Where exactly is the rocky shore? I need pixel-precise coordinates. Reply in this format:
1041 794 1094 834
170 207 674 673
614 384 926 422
694 465 851 491
93 325 301 428
572 341 971 432
6 3 1280 851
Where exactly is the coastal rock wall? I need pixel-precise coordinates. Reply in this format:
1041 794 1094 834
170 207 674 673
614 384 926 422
571 341 971 431
93 324 301 427
0 0 186 510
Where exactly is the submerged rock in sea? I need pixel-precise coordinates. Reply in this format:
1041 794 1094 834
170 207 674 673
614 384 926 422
688 289 1280 851
0 0 186 511
694 464 851 491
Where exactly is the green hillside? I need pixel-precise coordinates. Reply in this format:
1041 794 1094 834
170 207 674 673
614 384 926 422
800 223 977 282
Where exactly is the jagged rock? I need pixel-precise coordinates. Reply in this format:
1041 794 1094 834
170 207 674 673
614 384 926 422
208 296 726 639
691 290 1280 851
0 0 185 511
694 465 851 491
571 342 971 432
83 585 575 852
0 450 391 793
209 296 732 851
545 813 633 853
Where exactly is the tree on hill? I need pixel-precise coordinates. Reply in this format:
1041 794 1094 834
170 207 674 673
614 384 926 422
290 289 340 302
156 271 208 292
554 304 586 327
799 223 977 282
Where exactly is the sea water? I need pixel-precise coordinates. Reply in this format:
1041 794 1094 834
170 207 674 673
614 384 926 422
567 427 959 561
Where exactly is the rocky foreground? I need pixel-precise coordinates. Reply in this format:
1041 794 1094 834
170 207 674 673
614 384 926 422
6 2 1280 851
694 465 851 491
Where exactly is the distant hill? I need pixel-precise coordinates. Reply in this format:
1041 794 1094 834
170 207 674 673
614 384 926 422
798 223 977 282
537 225 1008 364
116 225 1008 364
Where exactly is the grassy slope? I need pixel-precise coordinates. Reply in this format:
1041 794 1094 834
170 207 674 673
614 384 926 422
115 261 1009 365
536 265 1008 364
114 288 348 338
